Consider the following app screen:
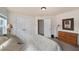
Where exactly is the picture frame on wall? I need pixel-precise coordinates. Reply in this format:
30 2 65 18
62 18 74 30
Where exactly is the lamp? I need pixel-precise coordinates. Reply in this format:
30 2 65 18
56 24 60 38
41 7 46 11
7 24 13 38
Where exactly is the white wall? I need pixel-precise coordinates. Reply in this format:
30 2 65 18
51 16 57 36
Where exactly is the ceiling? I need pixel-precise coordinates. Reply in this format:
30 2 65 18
7 7 79 16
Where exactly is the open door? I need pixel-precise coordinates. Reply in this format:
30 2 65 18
38 20 44 36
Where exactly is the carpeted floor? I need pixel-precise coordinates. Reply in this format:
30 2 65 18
1 35 79 51
0 36 8 45
51 38 79 51
0 35 24 51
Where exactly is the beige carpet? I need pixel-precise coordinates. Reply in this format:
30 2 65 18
0 36 24 51
0 36 8 45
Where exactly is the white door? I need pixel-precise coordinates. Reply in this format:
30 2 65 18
44 19 51 38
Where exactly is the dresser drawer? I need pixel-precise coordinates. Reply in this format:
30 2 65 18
58 31 78 46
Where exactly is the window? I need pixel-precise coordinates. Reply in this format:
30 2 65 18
0 15 7 35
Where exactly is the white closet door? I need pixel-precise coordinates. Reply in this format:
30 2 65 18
14 16 35 37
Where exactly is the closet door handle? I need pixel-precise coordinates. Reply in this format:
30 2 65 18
22 29 26 31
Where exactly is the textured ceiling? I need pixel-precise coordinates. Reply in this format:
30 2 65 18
7 7 79 16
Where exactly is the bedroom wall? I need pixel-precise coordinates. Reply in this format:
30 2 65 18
52 9 79 37
51 9 79 45
9 9 79 40
51 16 56 36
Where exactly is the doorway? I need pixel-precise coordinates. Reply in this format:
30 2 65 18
38 20 44 36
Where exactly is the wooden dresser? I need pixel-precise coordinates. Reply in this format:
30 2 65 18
58 31 78 46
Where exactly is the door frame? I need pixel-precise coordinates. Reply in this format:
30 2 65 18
38 19 44 36
35 16 51 38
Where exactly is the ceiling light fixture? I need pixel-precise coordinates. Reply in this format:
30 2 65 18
41 7 46 11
